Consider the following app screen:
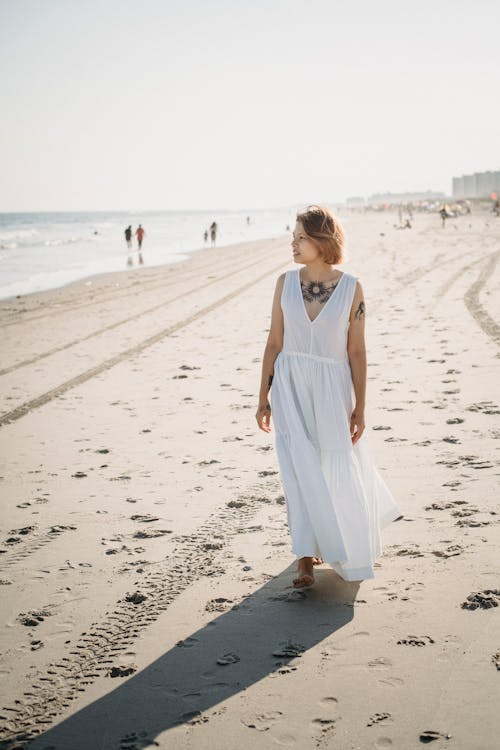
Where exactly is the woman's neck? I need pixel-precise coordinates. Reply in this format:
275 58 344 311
301 263 337 283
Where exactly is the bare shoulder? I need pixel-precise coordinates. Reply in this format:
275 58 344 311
347 276 364 295
272 272 286 296
353 278 364 295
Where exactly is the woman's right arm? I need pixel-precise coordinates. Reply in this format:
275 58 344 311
255 273 285 432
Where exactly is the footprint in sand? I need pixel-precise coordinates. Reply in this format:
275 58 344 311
397 635 435 646
176 636 199 647
436 458 460 468
458 454 494 469
271 664 298 676
461 590 500 610
368 657 392 669
319 696 339 708
107 664 137 678
388 544 423 558
367 712 393 727
6 526 36 543
216 652 240 665
241 710 283 731
18 608 52 627
378 676 404 688
431 544 465 558
424 500 468 511
205 597 234 612
271 732 296 746
133 529 172 539
442 480 461 488
450 508 478 517
269 590 307 602
273 641 306 658
119 730 159 748
125 592 147 605
311 717 337 746
419 730 452 743
130 514 160 523
375 738 393 748
466 401 499 415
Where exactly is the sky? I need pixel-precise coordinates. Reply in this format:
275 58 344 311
0 0 498 212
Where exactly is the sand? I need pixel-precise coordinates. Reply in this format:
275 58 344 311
0 210 499 750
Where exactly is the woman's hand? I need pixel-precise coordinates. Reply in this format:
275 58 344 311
256 401 272 433
350 409 365 444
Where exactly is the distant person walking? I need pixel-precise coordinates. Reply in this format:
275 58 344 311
493 199 500 218
125 225 133 250
135 225 145 265
125 225 133 266
439 206 448 228
204 229 209 243
210 221 218 247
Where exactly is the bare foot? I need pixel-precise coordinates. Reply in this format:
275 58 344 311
293 556 314 588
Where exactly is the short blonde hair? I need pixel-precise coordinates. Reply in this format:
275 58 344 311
296 204 344 265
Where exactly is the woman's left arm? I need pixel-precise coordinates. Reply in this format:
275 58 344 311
347 281 366 445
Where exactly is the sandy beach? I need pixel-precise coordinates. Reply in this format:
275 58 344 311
0 210 499 750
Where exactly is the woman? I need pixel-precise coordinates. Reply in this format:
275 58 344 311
256 205 401 588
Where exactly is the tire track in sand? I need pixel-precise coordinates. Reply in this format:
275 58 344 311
0 525 77 572
0 254 283 377
463 250 500 346
0 238 288 328
0 259 289 427
0 485 279 749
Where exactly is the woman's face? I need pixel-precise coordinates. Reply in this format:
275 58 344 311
291 220 320 263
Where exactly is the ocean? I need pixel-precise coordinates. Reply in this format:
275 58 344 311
0 207 300 300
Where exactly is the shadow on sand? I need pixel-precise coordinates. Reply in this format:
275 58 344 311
23 563 360 749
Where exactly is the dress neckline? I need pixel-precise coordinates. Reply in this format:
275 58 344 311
296 268 346 324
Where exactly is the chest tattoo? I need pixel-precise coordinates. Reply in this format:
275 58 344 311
301 279 339 304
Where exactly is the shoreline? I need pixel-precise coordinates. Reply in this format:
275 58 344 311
0 233 289 309
0 206 297 304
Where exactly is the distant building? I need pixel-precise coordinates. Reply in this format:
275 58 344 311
452 176 464 197
463 174 477 198
452 170 500 198
367 190 445 204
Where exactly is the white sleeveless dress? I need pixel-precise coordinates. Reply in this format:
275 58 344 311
269 268 401 581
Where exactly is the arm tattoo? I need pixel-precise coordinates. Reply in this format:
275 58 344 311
354 300 365 320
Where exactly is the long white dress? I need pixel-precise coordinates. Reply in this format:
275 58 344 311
269 268 401 581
